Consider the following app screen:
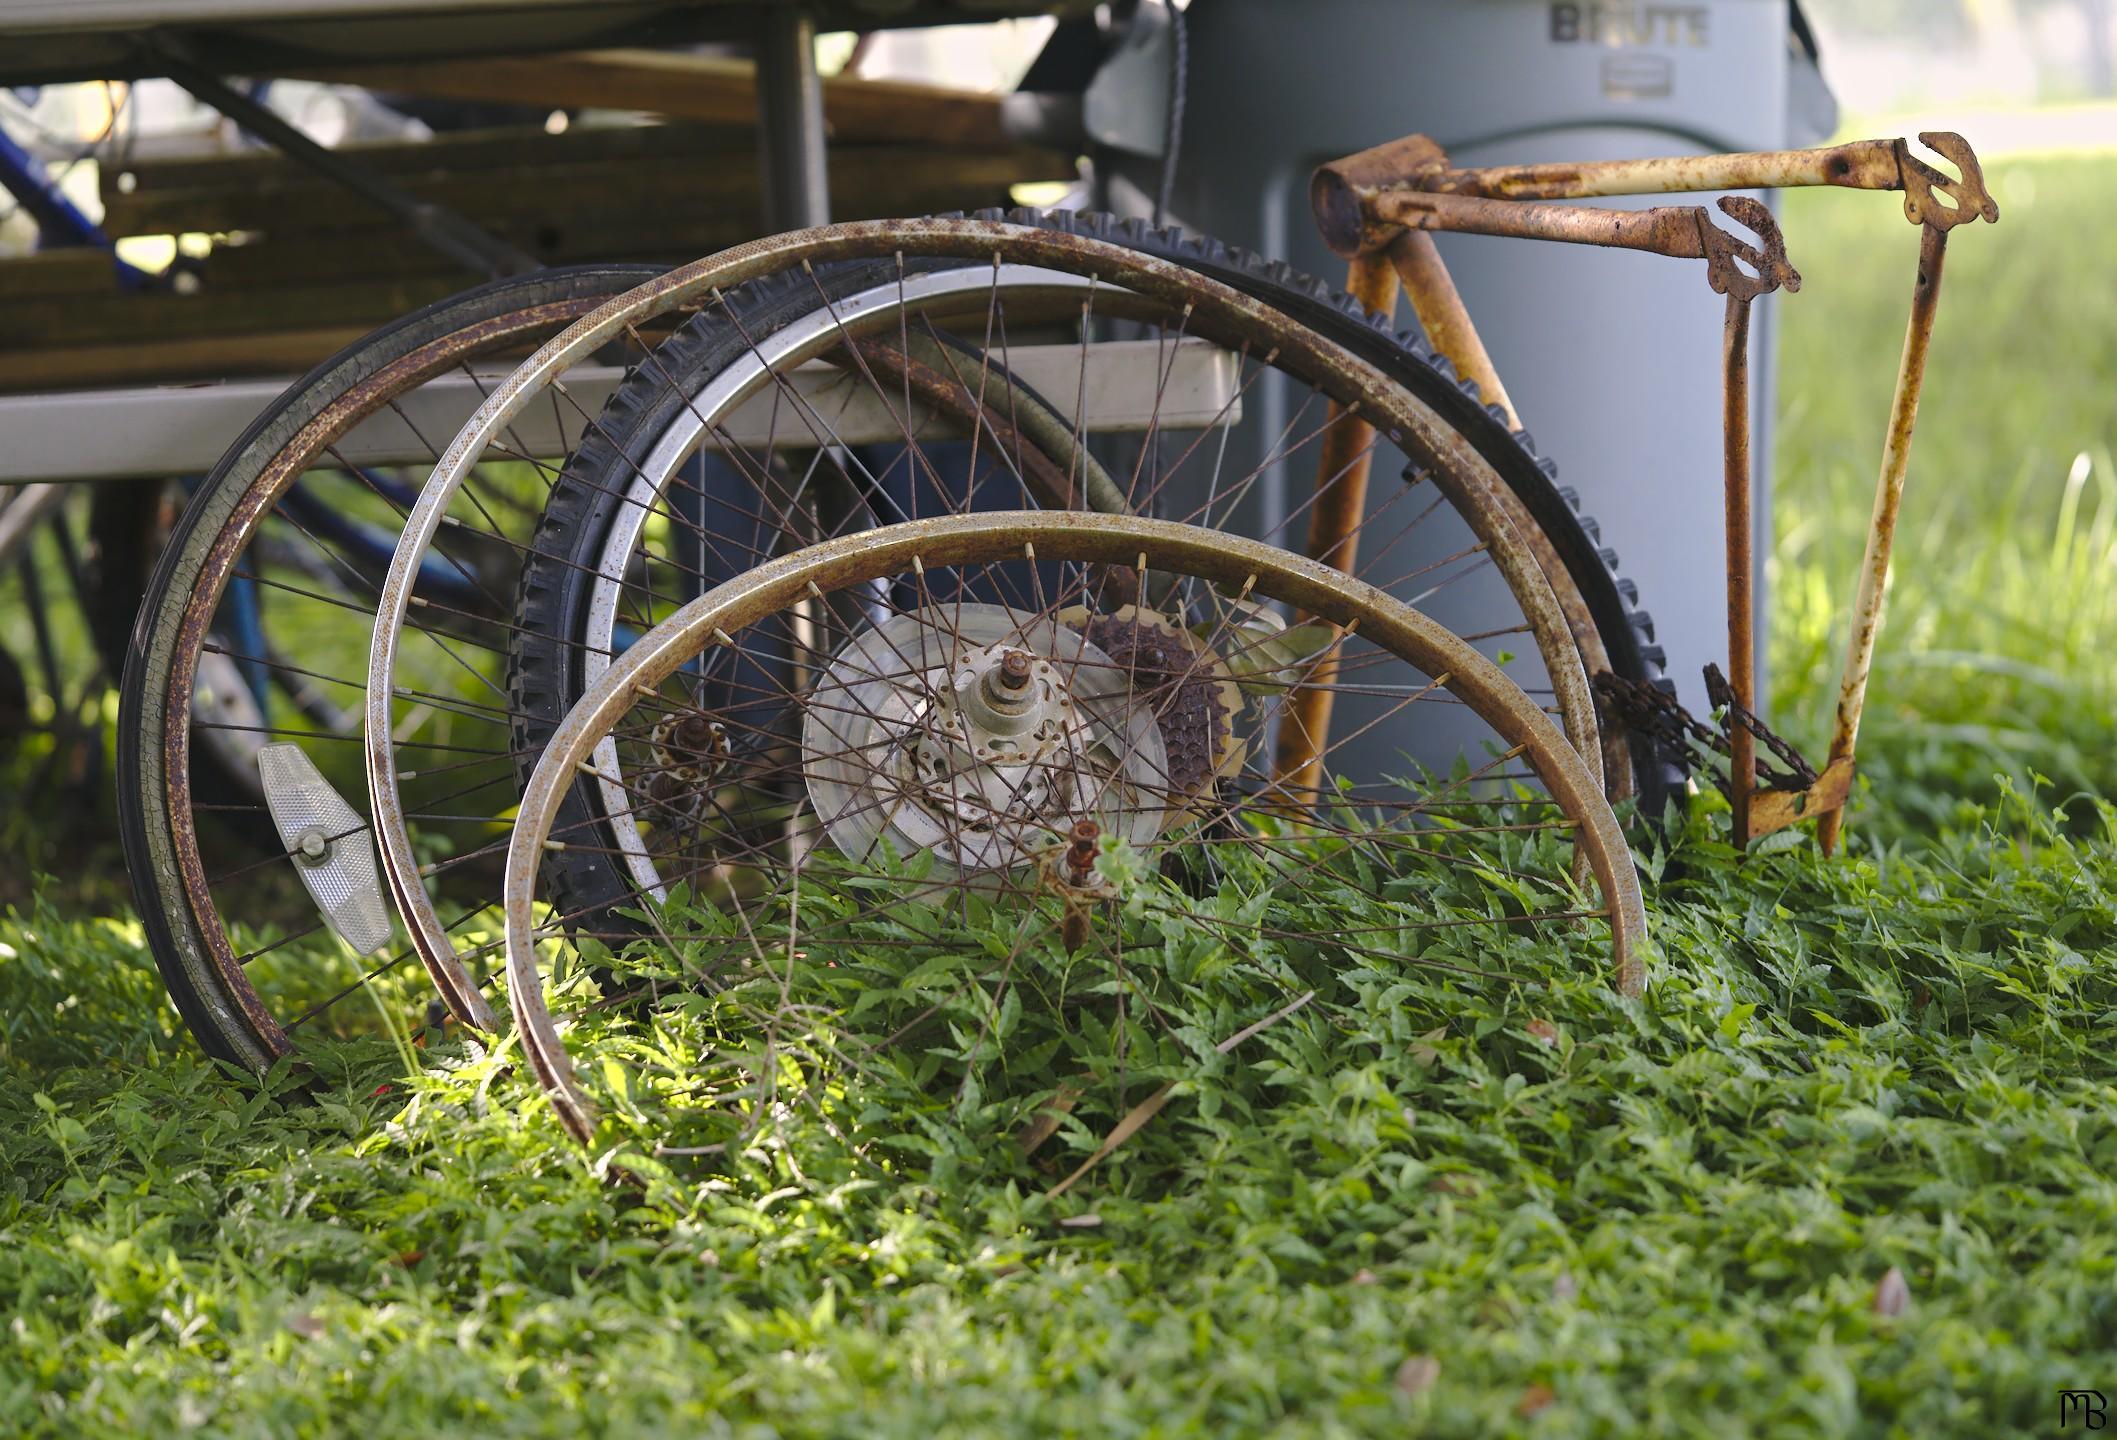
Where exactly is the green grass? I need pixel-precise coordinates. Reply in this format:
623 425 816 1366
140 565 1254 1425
5 787 2116 1436
1773 149 2117 837
3 147 2116 1437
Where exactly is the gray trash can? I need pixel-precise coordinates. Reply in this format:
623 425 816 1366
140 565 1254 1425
1122 0 1835 754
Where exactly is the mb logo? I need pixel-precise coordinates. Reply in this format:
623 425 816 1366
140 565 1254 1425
2063 1390 2109 1430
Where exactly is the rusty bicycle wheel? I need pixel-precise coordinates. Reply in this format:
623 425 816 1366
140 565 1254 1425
118 265 663 1070
496 512 1646 1149
369 218 1658 1034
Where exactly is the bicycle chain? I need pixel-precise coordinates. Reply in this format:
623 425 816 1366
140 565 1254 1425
1594 667 1819 798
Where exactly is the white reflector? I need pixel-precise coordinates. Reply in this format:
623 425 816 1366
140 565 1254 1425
256 742 394 957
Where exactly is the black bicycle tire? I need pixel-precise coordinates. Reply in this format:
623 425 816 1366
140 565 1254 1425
1000 208 1681 813
118 263 664 1070
507 256 932 935
509 215 1679 933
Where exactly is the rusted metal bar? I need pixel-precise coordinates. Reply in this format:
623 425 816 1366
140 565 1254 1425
1375 219 1639 810
1309 150 1801 820
1308 126 1997 854
1749 757 1855 842
1816 224 1952 855
1064 817 1101 885
1335 189 1801 312
1382 225 1634 801
1272 252 1400 800
1380 224 1642 808
1703 195 1803 853
149 38 536 278
1422 139 1906 202
1722 292 1757 851
1387 230 1519 428
1310 132 1448 259
1314 131 1997 257
1324 172 1796 852
1364 189 1721 260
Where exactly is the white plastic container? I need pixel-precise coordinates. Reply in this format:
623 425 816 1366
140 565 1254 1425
1156 0 1835 736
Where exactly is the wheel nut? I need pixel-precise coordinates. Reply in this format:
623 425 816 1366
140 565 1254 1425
973 649 1039 724
1064 818 1100 885
671 713 718 755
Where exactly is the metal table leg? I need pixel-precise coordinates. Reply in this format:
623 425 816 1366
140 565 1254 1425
151 39 534 277
757 8 830 231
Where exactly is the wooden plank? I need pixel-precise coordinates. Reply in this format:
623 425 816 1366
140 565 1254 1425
107 120 755 196
98 141 1070 239
199 218 724 283
4 159 1045 351
190 218 761 287
8 111 1074 385
0 248 124 299
103 146 1051 232
0 327 377 392
281 49 1014 149
2 275 467 348
194 205 812 283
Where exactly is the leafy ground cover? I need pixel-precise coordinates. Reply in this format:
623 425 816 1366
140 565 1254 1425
4 788 2115 1436
2 145 2114 1437
1773 149 2117 835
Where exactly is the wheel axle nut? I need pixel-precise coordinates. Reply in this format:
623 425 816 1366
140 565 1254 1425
970 649 1042 727
670 713 719 755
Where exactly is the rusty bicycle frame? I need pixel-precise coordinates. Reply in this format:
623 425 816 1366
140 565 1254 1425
1277 129 1999 852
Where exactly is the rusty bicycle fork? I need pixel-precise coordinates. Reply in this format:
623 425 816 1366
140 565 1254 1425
1284 129 1996 850
1814 222 1952 855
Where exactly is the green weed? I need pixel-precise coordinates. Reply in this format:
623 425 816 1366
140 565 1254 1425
1774 151 2117 837
1 137 2112 1440
3 779 2115 1436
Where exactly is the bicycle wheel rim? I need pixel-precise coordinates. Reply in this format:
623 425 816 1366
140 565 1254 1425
498 511 1647 1146
119 265 663 1069
369 218 1607 1023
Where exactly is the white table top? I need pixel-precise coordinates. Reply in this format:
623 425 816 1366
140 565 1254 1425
0 0 1079 85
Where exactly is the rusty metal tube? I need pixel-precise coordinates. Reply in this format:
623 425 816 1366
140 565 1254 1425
1379 232 1637 808
1722 293 1756 849
1304 135 1922 258
1316 132 1993 260
1817 225 1951 855
1272 253 1400 799
1315 138 1883 259
1387 230 1519 428
1369 191 1713 261
1421 139 1907 203
1378 233 1637 809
